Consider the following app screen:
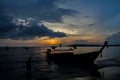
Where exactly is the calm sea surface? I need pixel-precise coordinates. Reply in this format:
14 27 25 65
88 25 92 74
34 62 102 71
0 47 120 80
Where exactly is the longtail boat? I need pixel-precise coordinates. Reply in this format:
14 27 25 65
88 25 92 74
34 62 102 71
46 41 108 65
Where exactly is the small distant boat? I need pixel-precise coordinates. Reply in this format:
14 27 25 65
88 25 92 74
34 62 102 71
6 46 9 51
22 47 29 50
46 41 108 65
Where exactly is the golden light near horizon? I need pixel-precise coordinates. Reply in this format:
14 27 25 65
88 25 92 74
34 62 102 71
34 37 63 45
29 34 105 45
0 34 105 47
44 39 59 44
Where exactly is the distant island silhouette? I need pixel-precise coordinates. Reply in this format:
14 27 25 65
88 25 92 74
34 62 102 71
68 44 120 47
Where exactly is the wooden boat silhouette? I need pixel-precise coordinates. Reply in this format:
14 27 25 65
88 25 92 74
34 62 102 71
46 41 108 65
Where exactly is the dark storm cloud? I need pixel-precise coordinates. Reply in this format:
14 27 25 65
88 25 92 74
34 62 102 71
0 21 66 40
0 15 66 40
0 12 66 39
1 0 78 23
0 15 17 39
0 0 77 40
10 24 66 40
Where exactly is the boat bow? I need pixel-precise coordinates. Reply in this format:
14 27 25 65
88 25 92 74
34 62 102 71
99 41 108 53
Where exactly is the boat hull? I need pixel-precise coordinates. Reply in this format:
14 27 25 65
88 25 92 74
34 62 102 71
47 51 100 65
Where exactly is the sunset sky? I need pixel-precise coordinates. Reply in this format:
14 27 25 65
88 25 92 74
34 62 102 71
0 0 120 46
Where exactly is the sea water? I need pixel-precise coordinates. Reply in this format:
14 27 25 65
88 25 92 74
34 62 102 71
0 47 120 80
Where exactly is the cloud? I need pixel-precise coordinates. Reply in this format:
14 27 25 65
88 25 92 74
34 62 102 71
0 15 17 39
0 0 78 23
88 23 95 27
0 16 66 40
106 32 120 44
72 40 88 44
10 24 66 40
0 0 81 40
